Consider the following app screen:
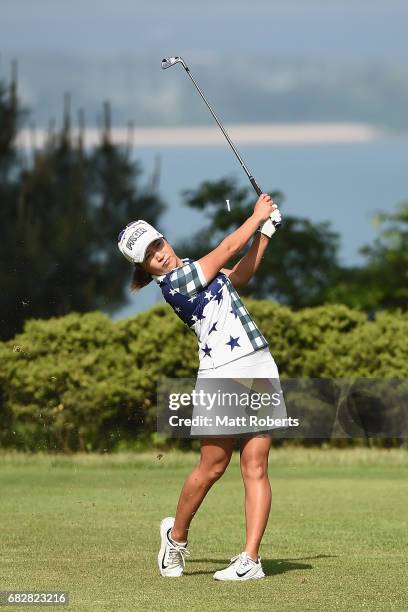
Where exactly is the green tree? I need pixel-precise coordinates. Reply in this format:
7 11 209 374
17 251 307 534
327 203 408 310
174 177 341 307
0 76 165 340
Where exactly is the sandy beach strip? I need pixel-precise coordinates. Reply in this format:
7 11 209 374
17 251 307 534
17 122 383 149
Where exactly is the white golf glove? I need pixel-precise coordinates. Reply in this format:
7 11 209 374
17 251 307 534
257 207 282 238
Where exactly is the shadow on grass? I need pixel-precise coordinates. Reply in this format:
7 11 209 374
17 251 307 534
263 554 336 577
186 554 335 577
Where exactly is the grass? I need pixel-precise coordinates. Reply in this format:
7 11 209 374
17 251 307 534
0 447 407 611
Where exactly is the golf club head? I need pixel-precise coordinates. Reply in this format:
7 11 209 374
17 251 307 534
161 56 187 70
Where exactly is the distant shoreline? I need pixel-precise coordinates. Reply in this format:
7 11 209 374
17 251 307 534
17 122 384 149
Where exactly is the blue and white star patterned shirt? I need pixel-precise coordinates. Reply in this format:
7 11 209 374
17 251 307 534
152 258 269 370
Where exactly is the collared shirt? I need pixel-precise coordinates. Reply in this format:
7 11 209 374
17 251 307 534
153 258 268 369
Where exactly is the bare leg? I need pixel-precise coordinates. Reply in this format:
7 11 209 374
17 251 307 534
170 437 235 543
239 435 272 560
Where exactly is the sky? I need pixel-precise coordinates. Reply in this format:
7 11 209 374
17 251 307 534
1 0 408 59
1 0 407 130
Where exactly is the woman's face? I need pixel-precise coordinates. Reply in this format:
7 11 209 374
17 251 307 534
142 238 179 275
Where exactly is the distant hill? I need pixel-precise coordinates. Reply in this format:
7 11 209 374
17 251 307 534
3 51 408 132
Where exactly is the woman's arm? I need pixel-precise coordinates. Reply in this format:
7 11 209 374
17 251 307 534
221 232 269 288
197 194 274 283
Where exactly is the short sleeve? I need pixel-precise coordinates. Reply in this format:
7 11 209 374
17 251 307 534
169 260 208 297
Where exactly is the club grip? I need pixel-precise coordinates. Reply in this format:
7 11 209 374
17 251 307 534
249 176 262 197
249 176 282 229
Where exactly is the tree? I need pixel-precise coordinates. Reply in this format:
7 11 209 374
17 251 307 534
173 177 341 308
326 203 408 310
0 75 165 340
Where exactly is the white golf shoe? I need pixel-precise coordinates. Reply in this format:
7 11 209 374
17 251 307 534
158 517 190 577
213 552 265 581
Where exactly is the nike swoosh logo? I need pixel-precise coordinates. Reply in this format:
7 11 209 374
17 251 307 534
161 554 169 570
236 567 253 577
161 528 173 570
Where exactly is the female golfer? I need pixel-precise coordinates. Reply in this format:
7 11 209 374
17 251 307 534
118 193 282 581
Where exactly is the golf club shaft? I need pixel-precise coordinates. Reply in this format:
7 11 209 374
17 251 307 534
184 68 263 197
164 57 281 228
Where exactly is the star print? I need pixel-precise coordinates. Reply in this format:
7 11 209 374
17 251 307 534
158 280 166 288
169 288 178 296
175 307 181 313
230 307 238 319
209 322 218 334
191 315 198 323
204 290 213 301
215 292 223 305
226 335 240 351
202 344 212 357
217 278 224 286
195 312 206 322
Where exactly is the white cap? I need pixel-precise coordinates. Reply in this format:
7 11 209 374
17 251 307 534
117 220 163 263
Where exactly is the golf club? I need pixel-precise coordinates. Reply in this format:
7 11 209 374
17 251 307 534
161 56 281 229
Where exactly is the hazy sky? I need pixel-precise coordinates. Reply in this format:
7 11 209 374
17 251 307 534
2 0 407 132
1 0 407 59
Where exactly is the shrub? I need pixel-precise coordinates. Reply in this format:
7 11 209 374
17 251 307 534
0 303 406 451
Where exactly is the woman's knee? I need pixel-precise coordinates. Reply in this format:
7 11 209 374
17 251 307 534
198 439 234 482
207 462 229 482
240 456 268 480
240 436 271 480
199 454 231 482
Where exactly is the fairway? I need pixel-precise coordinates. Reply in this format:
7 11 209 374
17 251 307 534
0 448 407 611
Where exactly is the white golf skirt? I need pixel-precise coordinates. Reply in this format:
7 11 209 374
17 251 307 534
191 347 287 438
197 347 280 379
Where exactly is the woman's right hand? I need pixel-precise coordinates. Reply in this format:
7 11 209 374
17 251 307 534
253 193 277 222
